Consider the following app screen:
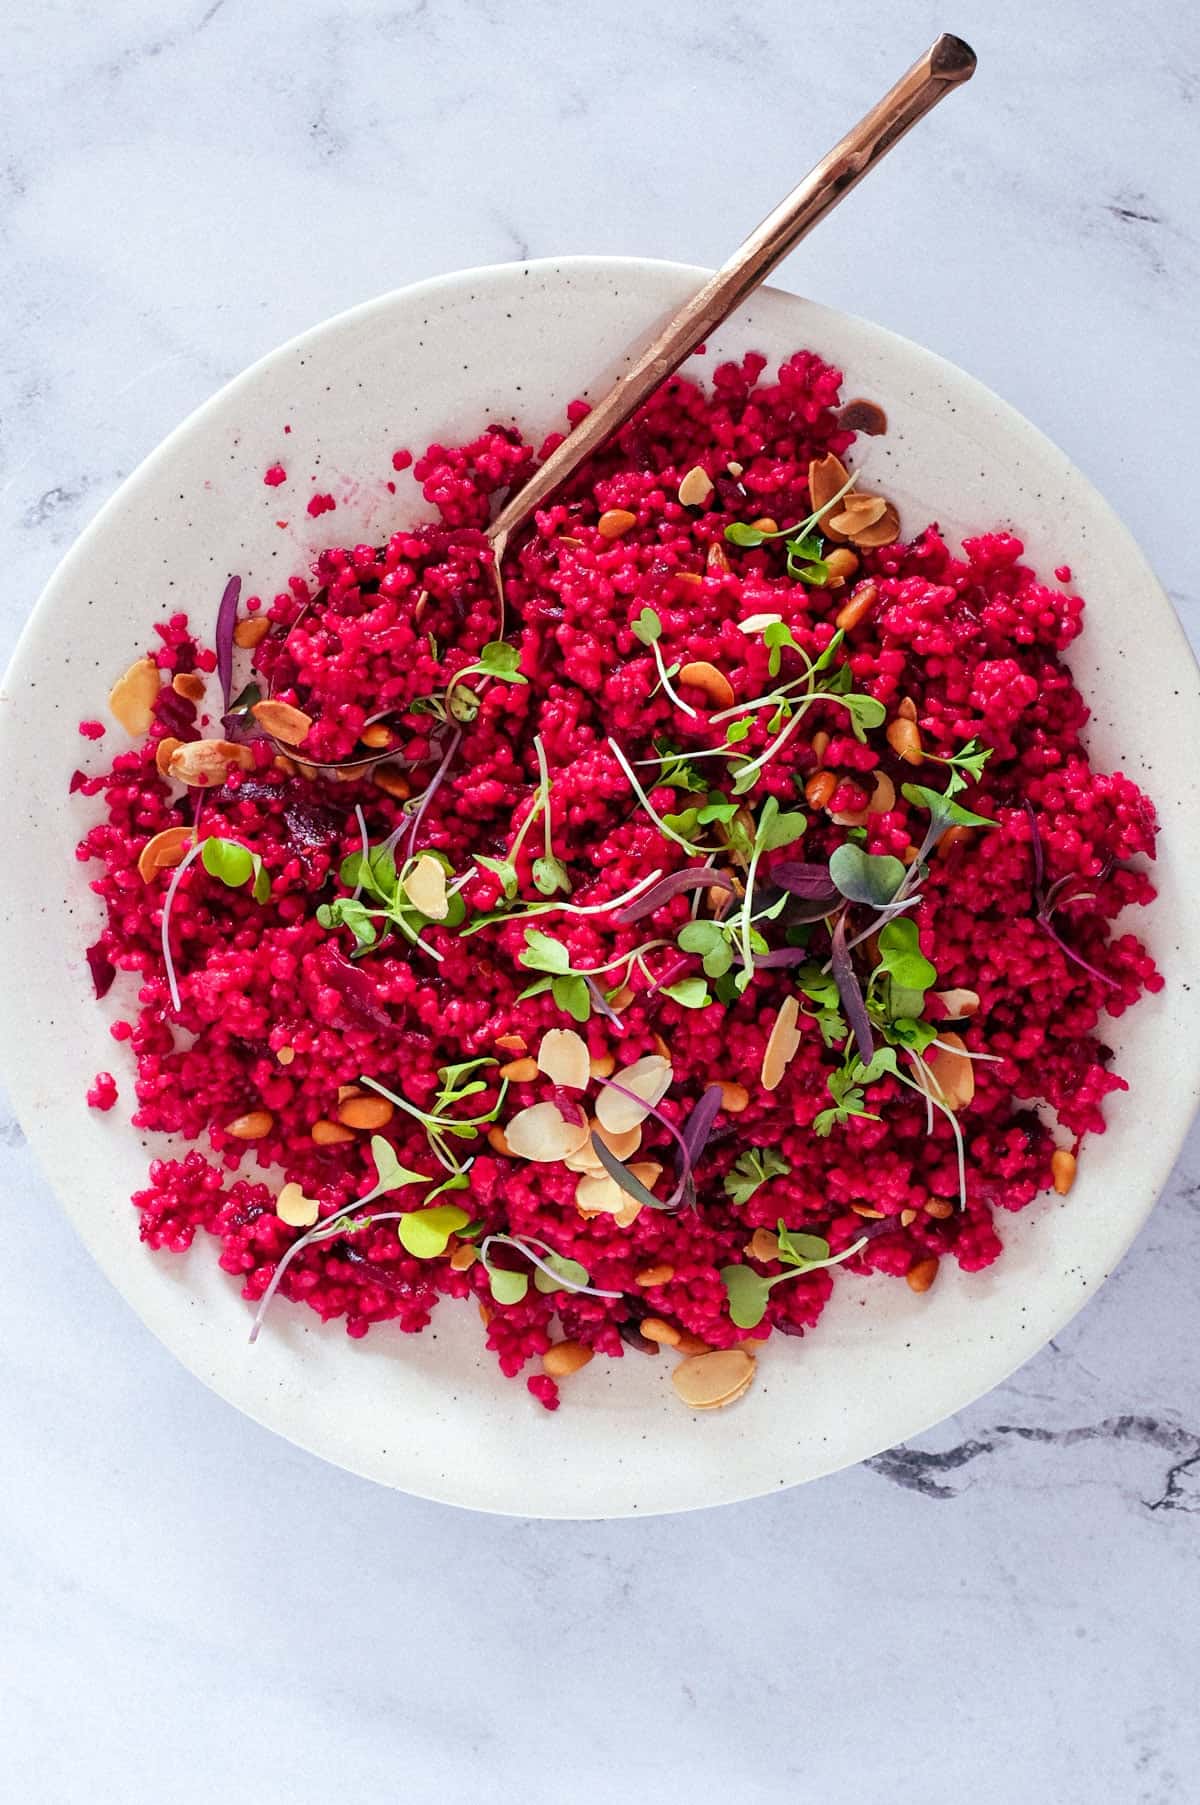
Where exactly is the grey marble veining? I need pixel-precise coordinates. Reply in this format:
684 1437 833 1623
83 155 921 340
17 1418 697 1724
2 2 1198 1801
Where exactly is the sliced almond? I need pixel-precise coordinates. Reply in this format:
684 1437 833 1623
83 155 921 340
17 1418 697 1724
172 671 206 702
747 1227 781 1262
923 1032 975 1112
706 541 731 576
847 502 900 549
536 1027 591 1091
594 1055 673 1134
136 825 193 884
403 853 448 920
807 453 853 540
671 1347 757 1410
564 1119 643 1174
678 661 735 710
155 735 182 777
760 994 801 1092
574 1171 626 1217
109 657 161 735
737 611 783 634
374 764 411 800
449 1242 479 1271
677 466 714 509
276 1181 320 1228
933 987 980 1020
828 495 887 534
167 739 255 787
251 698 313 744
867 770 896 814
505 1102 589 1164
495 1033 527 1055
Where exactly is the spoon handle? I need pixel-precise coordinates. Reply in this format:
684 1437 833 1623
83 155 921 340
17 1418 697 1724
488 33 975 547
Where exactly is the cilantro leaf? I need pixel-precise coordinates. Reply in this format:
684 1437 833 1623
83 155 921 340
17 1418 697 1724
723 1147 791 1207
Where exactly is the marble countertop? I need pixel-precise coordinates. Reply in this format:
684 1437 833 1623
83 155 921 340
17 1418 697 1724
3 2 1198 1800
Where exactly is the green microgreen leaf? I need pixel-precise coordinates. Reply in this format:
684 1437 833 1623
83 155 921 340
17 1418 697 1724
828 843 905 906
477 640 524 679
839 693 887 740
725 521 768 548
532 854 572 897
723 1146 791 1207
662 976 712 1009
532 1251 592 1295
901 782 998 832
551 973 591 1022
519 928 572 974
631 607 663 646
365 1134 430 1196
719 1263 773 1328
397 1204 471 1258
486 1264 529 1305
876 916 937 991
763 620 803 678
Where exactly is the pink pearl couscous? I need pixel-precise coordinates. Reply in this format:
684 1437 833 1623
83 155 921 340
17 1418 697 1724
77 348 1160 1411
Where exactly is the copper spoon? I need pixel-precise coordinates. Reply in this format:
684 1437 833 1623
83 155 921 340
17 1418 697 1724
487 32 976 577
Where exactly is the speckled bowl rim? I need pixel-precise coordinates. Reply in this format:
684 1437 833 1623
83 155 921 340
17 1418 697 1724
1 255 1197 1518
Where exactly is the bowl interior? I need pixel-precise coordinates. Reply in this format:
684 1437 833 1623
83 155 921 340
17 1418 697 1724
2 256 1197 1517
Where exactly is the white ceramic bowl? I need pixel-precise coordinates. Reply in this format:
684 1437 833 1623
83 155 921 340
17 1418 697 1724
2 257 1197 1517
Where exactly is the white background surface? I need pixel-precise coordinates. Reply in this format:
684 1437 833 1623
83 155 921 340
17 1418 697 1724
2 2 1197 1801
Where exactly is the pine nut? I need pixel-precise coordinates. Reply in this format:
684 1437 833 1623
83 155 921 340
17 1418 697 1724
276 1046 296 1066
360 723 392 748
635 1263 675 1287
109 657 161 735
805 771 837 809
172 671 206 702
897 696 918 721
640 1317 681 1347
835 582 878 632
851 1205 884 1218
718 1081 750 1114
373 764 411 799
337 1096 395 1130
542 1341 594 1377
868 771 896 814
673 1331 711 1356
226 1110 273 1140
487 1124 512 1156
937 825 975 858
906 1256 940 1293
1051 1149 1077 1195
449 1243 478 1271
810 730 830 763
251 699 313 745
823 547 859 587
900 1208 917 1227
706 540 731 575
747 1227 780 1262
233 616 270 648
311 1118 355 1145
498 1057 539 1082
155 736 182 777
925 1198 955 1219
598 508 637 539
750 516 778 535
589 1053 616 1080
886 716 923 763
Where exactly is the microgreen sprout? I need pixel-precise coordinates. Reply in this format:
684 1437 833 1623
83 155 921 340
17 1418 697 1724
813 1046 898 1135
607 737 724 856
317 838 464 960
516 927 672 1023
723 1146 791 1206
358 1063 508 1173
723 466 861 587
720 1222 869 1328
416 641 527 726
631 607 698 718
201 835 271 904
479 1233 622 1304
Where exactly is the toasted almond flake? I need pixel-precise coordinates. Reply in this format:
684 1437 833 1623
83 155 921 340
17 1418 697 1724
737 611 783 634
760 994 801 1092
276 1046 295 1066
449 1242 478 1271
136 825 193 884
597 508 637 539
594 1054 673 1134
543 1341 594 1377
829 495 888 534
923 1032 975 1112
897 696 918 721
671 1347 757 1410
706 541 731 575
226 1110 273 1140
565 1118 644 1174
109 657 161 735
373 763 411 799
613 1196 643 1229
628 1159 664 1192
718 1081 750 1114
273 754 297 776
311 1118 356 1146
276 1181 319 1228
933 987 980 1019
233 615 270 649
838 397 888 436
677 465 714 509
635 1263 675 1287
868 770 896 814
167 739 255 787
847 501 901 548
402 853 449 920
337 1096 395 1130
574 1170 626 1216
676 571 703 588
677 660 735 710
360 723 392 748
495 1033 527 1054
506 1101 589 1164
498 1056 539 1083
747 1227 781 1262
536 1027 591 1091
608 983 634 1011
154 735 182 777
830 807 870 828
900 1208 917 1227
906 1256 940 1293
851 1205 885 1219
1051 1148 1077 1195
172 671 206 702
807 453 852 537
251 699 313 745
726 460 744 477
